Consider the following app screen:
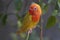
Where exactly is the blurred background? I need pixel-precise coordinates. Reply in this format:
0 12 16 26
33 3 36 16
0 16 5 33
0 0 60 40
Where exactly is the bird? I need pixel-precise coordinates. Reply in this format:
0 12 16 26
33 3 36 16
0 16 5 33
16 2 42 35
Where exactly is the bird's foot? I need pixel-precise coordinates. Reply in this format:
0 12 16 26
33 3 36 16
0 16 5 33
28 28 32 34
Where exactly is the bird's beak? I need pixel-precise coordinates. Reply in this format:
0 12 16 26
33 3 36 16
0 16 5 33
29 9 33 15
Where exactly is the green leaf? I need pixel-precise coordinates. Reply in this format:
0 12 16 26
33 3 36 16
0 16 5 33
42 4 48 15
55 2 59 10
58 0 60 3
45 16 57 29
20 33 26 38
16 14 21 20
16 14 23 22
38 0 43 5
14 0 22 11
48 0 52 4
52 10 58 16
0 14 3 18
17 20 22 28
58 0 60 8
2 14 7 25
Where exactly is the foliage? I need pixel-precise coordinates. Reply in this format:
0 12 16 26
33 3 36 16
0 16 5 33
14 0 22 11
2 14 7 25
0 0 60 40
45 16 57 29
10 0 60 40
0 14 7 25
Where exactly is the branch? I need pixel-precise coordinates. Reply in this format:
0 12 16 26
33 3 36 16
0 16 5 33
6 0 13 8
6 0 13 12
4 0 13 15
25 32 30 40
40 0 57 40
40 15 43 40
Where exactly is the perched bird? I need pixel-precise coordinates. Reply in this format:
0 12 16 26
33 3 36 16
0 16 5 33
16 3 42 34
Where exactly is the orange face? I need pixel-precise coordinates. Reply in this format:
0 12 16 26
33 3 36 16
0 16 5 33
29 3 42 22
29 3 42 16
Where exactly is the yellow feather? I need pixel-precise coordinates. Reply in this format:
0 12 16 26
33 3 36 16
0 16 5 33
16 12 38 34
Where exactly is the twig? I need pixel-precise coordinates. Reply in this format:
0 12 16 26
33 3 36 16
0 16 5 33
40 26 43 40
40 16 43 40
25 28 32 40
7 0 13 8
25 32 30 40
4 0 13 14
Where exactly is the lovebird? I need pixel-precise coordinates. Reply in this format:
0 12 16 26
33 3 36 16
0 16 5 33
16 3 42 34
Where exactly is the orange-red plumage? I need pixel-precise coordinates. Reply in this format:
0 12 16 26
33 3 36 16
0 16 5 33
29 3 42 22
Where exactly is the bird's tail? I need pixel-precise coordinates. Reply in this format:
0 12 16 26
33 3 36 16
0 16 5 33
16 28 27 35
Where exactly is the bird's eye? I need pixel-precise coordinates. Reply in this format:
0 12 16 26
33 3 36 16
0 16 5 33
34 7 37 10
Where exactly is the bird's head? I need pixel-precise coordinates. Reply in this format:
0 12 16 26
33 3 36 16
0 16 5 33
29 3 42 16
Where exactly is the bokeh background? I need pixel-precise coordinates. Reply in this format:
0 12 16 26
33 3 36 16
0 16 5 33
0 0 60 40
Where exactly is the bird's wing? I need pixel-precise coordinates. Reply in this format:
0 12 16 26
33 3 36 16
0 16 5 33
19 13 33 33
